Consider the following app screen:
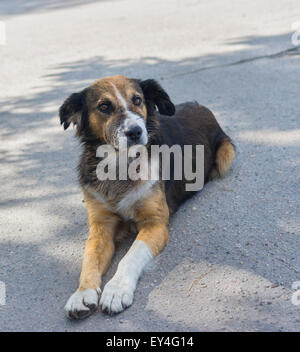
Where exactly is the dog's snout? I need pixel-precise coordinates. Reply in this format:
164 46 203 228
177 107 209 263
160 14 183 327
124 125 143 142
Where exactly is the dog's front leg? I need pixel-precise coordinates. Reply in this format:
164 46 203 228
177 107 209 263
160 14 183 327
65 193 119 319
101 187 169 314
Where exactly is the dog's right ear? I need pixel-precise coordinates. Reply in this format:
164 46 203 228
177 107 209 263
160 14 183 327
59 89 86 131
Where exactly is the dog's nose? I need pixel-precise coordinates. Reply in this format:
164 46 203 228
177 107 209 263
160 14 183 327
124 125 143 142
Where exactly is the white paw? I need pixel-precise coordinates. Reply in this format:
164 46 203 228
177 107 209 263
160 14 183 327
100 275 135 314
65 288 101 319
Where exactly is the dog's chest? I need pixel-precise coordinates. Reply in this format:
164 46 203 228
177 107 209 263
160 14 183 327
81 145 159 219
85 180 157 220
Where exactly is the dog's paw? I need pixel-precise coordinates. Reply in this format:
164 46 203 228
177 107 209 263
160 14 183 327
100 276 135 314
65 288 101 320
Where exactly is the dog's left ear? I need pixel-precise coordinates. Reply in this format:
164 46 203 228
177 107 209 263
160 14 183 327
59 89 86 132
139 79 175 116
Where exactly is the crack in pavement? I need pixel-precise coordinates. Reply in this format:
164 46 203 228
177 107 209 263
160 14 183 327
165 46 300 79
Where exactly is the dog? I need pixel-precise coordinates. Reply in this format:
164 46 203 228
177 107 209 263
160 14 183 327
59 75 235 319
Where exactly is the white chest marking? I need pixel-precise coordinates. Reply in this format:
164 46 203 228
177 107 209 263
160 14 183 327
116 180 157 220
85 180 157 220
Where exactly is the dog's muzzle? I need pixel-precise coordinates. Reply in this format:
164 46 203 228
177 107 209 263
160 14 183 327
117 114 148 149
124 125 143 143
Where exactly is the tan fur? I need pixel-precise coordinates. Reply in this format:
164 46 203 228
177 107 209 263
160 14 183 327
78 192 120 291
89 111 106 140
135 185 169 256
211 138 235 179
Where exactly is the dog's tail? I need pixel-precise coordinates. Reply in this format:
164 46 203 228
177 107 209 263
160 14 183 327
211 137 235 179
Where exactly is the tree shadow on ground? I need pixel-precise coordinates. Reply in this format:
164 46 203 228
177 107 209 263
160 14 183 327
0 32 299 331
0 0 114 17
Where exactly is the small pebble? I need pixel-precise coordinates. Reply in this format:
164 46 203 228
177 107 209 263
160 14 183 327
271 283 280 288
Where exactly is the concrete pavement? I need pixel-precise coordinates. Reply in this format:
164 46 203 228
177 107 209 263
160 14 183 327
0 0 299 331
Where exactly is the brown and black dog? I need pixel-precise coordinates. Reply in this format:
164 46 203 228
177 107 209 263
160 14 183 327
59 75 235 319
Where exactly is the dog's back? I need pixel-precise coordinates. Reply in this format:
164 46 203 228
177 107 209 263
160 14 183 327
157 101 235 213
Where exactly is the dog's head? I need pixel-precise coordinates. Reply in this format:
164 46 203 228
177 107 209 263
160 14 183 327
59 75 175 149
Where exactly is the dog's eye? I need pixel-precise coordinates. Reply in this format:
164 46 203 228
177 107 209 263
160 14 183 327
132 96 142 106
98 102 111 113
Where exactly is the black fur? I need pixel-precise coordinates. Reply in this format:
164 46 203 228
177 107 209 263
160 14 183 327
59 89 86 132
146 102 232 213
138 79 176 117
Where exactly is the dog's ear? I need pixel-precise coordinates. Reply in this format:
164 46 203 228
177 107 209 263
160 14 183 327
59 89 86 132
139 79 175 116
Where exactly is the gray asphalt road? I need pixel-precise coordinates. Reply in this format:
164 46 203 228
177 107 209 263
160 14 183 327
0 0 299 332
